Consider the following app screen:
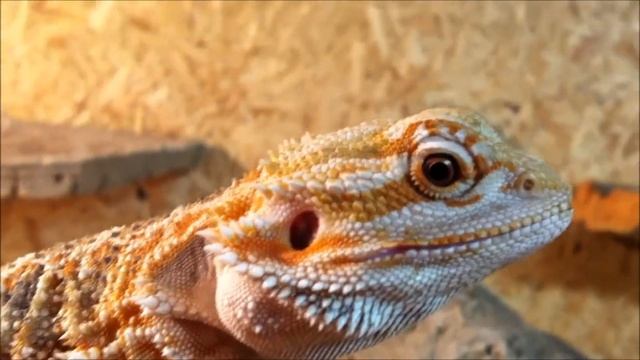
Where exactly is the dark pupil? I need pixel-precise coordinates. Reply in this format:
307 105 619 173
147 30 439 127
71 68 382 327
422 154 460 187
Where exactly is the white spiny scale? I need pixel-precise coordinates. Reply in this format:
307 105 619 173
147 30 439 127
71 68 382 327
235 308 244 319
383 169 396 181
287 179 306 191
161 347 180 359
342 283 354 295
311 282 326 292
239 216 255 229
248 265 265 278
325 179 345 193
356 178 374 189
196 228 217 241
323 308 339 325
321 298 332 309
234 262 249 273
358 296 375 337
203 242 225 255
338 172 353 181
253 216 267 230
317 321 326 331
307 180 323 192
305 304 319 318
384 303 401 332
357 170 374 180
297 279 311 289
262 276 278 289
280 274 293 284
155 302 171 315
372 171 388 184
342 179 356 193
294 295 307 307
336 313 349 332
368 300 383 334
411 123 429 143
253 325 263 334
346 296 365 336
133 295 159 310
269 182 286 195
253 183 269 194
155 292 167 304
308 315 318 328
217 251 238 266
103 341 120 357
219 224 235 240
123 328 136 343
328 283 341 293
277 287 292 299
231 222 245 237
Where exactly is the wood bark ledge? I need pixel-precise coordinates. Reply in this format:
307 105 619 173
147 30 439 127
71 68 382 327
1 116 206 199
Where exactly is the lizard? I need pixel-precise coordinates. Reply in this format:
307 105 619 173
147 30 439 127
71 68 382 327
0 108 573 360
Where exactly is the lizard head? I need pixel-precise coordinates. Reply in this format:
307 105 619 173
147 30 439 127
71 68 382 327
199 108 573 358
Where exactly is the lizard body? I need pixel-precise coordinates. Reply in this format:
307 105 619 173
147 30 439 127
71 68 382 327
0 108 573 359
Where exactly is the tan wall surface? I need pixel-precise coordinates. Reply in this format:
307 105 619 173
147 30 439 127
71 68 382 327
1 2 637 184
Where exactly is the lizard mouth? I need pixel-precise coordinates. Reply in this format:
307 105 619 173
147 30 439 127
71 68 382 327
362 206 573 262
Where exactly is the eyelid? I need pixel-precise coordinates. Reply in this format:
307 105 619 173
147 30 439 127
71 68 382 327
414 139 475 178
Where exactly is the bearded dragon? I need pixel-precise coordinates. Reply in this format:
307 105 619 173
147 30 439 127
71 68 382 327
0 108 573 359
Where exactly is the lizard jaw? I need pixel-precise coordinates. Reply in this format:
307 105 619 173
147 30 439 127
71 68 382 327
359 206 573 264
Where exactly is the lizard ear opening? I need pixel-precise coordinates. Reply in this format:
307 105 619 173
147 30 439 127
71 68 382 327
289 211 319 250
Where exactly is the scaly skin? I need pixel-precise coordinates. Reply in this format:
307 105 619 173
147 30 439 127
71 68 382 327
0 108 573 359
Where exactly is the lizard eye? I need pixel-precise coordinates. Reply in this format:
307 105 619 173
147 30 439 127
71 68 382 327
421 154 460 187
409 138 476 198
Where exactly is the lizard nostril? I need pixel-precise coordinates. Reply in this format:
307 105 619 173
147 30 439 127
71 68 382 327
289 211 319 250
